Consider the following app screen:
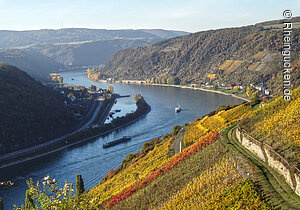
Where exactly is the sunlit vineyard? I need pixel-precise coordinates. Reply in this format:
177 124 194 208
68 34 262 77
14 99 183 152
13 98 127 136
240 86 300 166
156 157 269 210
70 94 297 209
257 97 300 146
184 103 252 146
104 132 219 207
72 132 219 209
81 137 172 208
205 179 270 209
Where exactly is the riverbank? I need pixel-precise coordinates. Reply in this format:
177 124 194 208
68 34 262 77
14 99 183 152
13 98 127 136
0 97 115 169
151 84 250 102
0 96 151 169
93 78 250 102
65 96 151 145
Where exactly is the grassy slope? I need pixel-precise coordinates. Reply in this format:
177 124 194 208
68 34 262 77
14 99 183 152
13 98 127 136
226 125 300 210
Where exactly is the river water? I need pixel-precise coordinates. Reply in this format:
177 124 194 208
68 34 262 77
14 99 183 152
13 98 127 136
0 70 244 208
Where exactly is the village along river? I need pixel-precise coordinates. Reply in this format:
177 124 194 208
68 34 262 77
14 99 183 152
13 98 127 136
0 70 244 208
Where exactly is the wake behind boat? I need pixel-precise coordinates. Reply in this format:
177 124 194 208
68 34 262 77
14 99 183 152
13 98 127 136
103 136 131 148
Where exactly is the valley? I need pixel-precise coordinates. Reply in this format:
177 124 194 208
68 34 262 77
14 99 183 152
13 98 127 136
0 13 299 209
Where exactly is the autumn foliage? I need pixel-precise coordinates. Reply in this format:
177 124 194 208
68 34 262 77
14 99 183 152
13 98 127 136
156 158 269 210
184 103 252 146
105 132 219 207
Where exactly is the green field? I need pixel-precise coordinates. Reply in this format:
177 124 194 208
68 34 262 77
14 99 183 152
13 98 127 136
263 22 300 30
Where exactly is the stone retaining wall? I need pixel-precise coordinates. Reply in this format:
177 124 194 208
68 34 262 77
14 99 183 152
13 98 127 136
236 125 300 196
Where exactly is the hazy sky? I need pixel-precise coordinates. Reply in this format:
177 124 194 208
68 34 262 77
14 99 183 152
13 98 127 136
0 0 299 32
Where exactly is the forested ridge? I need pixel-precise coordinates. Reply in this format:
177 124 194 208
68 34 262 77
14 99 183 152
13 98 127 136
89 18 300 95
0 63 72 154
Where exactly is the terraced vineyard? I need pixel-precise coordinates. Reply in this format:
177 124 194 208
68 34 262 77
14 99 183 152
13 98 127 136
183 103 252 146
16 87 300 209
240 87 300 167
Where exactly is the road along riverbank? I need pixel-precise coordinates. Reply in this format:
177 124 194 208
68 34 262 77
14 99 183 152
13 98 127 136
65 95 151 145
0 96 115 169
0 95 150 169
91 78 250 102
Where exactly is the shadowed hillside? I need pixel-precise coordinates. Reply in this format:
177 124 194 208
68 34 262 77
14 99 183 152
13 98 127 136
0 49 63 81
0 63 72 154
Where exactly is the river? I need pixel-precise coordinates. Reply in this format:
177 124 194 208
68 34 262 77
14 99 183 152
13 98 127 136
0 70 244 208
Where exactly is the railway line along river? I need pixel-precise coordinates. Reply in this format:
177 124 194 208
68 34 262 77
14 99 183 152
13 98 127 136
0 70 244 208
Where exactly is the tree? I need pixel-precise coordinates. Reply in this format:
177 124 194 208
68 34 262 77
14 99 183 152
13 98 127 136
167 76 176 85
134 94 143 104
78 86 86 91
90 85 97 92
108 85 114 94
0 197 3 210
161 78 167 84
96 72 102 80
233 86 239 92
14 175 75 209
150 77 156 84
57 76 63 84
213 84 218 90
174 77 181 85
102 92 108 99
76 174 85 196
250 94 260 106
67 93 73 98
25 190 34 209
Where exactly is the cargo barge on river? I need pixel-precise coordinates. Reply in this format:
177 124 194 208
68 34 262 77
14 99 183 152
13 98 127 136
102 136 131 148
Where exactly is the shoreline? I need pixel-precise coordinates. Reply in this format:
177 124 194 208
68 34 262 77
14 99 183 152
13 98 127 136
150 84 250 102
0 97 114 169
0 99 151 169
94 78 250 102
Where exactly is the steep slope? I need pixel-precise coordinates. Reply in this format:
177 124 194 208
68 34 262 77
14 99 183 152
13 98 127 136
68 102 265 208
17 87 300 209
75 89 300 209
240 87 300 168
89 18 300 95
0 63 72 155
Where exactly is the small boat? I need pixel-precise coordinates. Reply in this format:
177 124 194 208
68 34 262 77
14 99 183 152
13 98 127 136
175 105 182 113
103 136 131 148
115 109 121 112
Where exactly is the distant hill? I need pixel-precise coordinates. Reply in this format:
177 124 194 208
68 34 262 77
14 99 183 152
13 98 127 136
28 38 164 66
0 49 63 80
0 28 189 80
88 18 300 95
0 63 72 154
0 28 189 49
